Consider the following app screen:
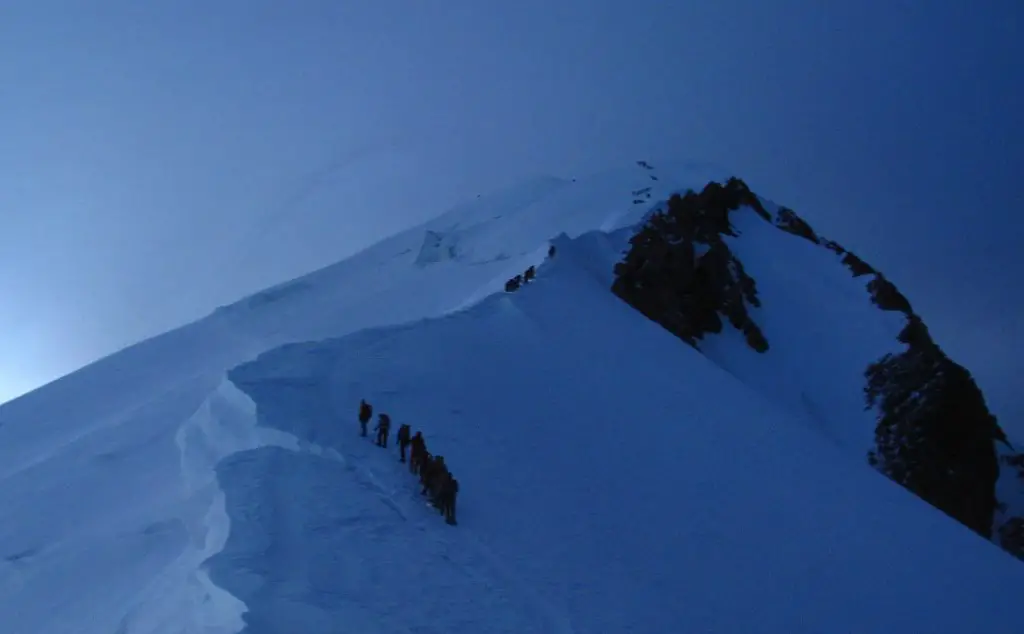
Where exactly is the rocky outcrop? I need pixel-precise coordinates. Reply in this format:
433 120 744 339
865 316 1004 538
820 240 876 277
775 206 820 243
999 518 1024 560
758 194 1009 542
998 452 1024 559
612 175 1016 550
611 178 769 353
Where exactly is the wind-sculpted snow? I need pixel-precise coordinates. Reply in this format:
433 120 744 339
1 160 1021 633
0 369 225 634
0 162 717 633
208 407 574 633
207 165 695 350
216 234 1024 633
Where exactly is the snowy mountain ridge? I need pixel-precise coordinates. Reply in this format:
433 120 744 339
606 172 1022 556
1 160 1022 634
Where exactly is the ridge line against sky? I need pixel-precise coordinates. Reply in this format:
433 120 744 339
1 1 1021 428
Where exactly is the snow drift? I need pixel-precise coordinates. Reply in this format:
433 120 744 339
0 160 1021 634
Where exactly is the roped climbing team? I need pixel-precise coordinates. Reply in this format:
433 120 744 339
354 245 556 525
358 398 459 526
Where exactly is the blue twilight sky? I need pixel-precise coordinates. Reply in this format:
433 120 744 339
1 1 1022 431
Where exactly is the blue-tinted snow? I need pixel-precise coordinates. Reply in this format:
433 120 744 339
0 162 1020 634
217 232 1024 633
698 206 908 453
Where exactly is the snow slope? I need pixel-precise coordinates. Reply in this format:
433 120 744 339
694 204 908 452
670 193 1023 539
0 161 1021 634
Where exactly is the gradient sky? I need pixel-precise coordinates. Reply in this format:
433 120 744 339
2 1 1022 432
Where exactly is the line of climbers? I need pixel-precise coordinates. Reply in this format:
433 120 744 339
504 245 556 293
358 398 459 526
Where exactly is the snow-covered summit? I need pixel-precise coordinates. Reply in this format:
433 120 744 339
607 175 1022 552
1 160 1021 634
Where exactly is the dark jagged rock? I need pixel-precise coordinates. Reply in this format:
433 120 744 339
841 252 876 277
775 206 820 243
612 174 1014 551
768 202 1011 543
784 222 874 277
749 201 1008 542
867 274 913 313
823 239 845 254
612 177 768 353
999 518 1024 560
725 177 772 222
865 316 1004 538
998 453 1024 558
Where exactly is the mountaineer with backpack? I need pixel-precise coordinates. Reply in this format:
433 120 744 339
439 475 458 525
396 423 412 463
421 454 446 497
374 413 391 448
358 399 372 437
409 431 426 474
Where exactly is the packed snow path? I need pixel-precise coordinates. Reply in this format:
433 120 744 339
1 163 1023 633
211 233 1024 633
209 379 576 634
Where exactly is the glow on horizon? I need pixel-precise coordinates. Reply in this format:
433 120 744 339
1 1 1021 428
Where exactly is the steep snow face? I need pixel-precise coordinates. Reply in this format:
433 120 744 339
624 188 1021 547
0 161 725 634
217 232 1024 633
698 206 908 453
208 163 723 348
0 159 1020 634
